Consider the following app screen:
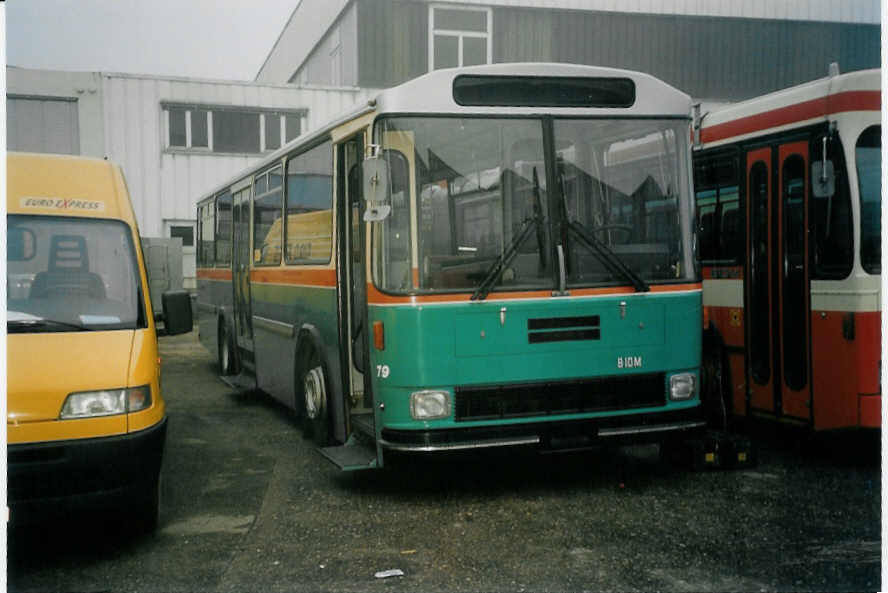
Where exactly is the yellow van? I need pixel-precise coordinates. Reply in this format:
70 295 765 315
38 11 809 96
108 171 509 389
6 152 192 531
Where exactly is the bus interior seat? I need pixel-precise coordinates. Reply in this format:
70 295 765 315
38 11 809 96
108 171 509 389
30 235 106 300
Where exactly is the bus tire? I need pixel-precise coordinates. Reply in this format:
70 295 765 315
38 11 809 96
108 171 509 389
298 346 331 446
218 322 237 376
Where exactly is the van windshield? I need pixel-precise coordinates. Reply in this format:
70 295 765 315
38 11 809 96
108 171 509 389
7 215 145 332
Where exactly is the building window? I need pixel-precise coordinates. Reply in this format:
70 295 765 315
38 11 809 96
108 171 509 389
429 5 491 71
163 103 304 155
170 225 194 247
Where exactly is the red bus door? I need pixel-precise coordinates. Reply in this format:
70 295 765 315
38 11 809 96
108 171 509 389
746 142 812 422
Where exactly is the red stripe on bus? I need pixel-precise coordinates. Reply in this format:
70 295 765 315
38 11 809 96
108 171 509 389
700 90 880 144
250 268 337 286
367 282 701 305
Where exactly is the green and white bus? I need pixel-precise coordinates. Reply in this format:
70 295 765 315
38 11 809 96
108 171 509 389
196 63 704 469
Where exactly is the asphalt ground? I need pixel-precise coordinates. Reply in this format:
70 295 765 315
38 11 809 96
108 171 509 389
7 330 882 592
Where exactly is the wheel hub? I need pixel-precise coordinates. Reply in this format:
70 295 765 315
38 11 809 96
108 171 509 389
304 366 326 419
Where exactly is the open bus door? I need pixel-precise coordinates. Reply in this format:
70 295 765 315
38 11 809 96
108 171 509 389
746 142 812 423
232 184 254 371
321 131 379 470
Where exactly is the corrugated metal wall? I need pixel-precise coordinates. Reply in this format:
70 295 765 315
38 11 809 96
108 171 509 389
357 0 428 88
102 74 372 238
541 9 880 101
354 1 879 101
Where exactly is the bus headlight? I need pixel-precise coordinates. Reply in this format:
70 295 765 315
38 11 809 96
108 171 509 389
669 373 696 401
410 390 451 420
60 385 152 419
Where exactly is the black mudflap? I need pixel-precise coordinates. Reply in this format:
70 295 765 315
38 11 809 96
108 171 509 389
716 431 756 469
663 430 756 471
320 435 379 471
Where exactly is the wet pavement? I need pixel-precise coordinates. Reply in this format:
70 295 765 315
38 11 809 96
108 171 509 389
7 330 882 592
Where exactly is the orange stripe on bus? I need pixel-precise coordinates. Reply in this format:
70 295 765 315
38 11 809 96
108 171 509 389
700 90 880 144
250 268 337 286
196 268 232 280
367 282 701 305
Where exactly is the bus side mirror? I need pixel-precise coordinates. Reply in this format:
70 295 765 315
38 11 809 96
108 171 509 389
811 161 835 198
362 152 392 222
161 290 193 336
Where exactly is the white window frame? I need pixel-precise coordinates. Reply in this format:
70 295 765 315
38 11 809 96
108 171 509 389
428 4 493 71
165 107 211 151
164 104 304 155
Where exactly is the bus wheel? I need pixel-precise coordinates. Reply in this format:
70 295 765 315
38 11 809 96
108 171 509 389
219 323 236 376
300 349 331 446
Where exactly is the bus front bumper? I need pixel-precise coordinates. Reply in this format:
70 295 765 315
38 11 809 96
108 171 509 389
379 408 705 453
7 418 167 525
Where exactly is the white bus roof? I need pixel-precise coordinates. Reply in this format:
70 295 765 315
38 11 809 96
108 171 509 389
373 62 692 118
698 68 880 148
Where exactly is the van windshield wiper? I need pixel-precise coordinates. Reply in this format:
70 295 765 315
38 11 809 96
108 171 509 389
471 168 546 301
7 316 92 333
567 221 649 292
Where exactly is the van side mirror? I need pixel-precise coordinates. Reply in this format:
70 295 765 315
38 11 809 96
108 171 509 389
362 149 392 222
161 290 193 336
811 161 835 198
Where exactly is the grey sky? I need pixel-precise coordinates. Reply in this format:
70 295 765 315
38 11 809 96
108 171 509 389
6 0 300 81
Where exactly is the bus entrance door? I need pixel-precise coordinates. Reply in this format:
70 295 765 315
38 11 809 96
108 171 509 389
322 132 378 470
746 143 812 422
232 185 254 368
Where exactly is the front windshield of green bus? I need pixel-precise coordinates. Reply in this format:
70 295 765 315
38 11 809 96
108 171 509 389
7 216 145 332
372 116 694 295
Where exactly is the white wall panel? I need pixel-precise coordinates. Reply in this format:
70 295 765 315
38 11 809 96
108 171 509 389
100 73 369 288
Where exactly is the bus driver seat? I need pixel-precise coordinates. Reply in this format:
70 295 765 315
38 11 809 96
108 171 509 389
30 235 106 300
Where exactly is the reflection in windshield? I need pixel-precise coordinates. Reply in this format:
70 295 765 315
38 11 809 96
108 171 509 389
7 216 144 332
856 125 881 274
554 120 693 286
373 116 694 295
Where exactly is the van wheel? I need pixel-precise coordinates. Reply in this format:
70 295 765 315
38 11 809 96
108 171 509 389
299 347 331 446
219 323 236 376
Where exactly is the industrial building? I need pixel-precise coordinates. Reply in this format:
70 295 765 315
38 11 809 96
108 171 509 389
7 0 880 291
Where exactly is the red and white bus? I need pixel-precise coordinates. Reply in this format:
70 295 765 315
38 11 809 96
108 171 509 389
693 67 880 431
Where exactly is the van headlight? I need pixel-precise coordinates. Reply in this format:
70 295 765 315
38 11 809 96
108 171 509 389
60 385 152 419
409 390 451 420
669 373 697 401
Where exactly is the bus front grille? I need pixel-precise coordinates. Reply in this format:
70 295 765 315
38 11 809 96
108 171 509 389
454 373 665 421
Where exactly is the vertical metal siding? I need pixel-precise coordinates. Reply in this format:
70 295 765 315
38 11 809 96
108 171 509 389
358 0 427 88
101 75 370 240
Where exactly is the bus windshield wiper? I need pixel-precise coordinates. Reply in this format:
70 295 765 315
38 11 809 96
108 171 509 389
471 215 542 301
567 221 649 292
471 168 546 301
